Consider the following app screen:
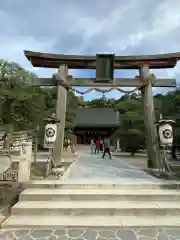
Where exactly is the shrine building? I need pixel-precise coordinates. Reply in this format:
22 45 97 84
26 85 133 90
74 107 119 144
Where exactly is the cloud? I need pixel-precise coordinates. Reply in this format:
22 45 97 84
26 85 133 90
0 0 180 99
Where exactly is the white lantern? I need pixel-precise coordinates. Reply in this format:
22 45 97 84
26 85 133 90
44 123 57 148
158 123 173 146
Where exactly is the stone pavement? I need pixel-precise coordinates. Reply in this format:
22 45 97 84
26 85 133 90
62 152 160 181
112 153 147 169
1 227 180 239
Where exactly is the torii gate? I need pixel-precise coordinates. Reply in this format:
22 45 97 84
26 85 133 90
24 50 180 168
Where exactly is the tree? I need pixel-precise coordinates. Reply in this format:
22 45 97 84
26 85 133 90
85 97 116 108
65 90 78 139
34 87 78 147
112 94 145 155
0 59 47 148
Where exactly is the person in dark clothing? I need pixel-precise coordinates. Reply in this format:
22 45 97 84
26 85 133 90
102 138 111 159
100 139 103 152
95 139 100 154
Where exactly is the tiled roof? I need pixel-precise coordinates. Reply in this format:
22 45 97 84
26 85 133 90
75 107 119 127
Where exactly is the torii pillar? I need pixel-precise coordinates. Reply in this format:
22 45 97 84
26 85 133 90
52 65 69 166
139 65 161 169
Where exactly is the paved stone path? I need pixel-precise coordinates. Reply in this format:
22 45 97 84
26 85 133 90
62 153 160 181
1 227 180 239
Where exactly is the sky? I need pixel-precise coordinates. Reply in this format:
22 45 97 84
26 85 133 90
1 0 180 100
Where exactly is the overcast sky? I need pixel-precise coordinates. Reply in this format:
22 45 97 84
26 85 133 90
1 0 180 99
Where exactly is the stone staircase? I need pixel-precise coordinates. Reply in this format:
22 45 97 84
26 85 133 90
2 180 180 228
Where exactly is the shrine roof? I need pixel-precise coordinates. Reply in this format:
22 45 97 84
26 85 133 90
75 107 119 127
24 50 180 69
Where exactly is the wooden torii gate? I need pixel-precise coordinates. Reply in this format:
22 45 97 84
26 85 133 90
24 50 180 168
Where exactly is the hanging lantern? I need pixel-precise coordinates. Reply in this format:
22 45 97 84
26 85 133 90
156 120 175 146
44 123 57 148
95 53 114 82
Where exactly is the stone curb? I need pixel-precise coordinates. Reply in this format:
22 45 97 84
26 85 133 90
60 158 79 180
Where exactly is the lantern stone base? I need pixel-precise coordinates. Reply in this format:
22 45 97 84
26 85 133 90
52 167 65 174
115 148 121 153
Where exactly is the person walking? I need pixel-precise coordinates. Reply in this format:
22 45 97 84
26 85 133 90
102 137 111 159
100 139 103 152
95 139 100 154
90 139 95 154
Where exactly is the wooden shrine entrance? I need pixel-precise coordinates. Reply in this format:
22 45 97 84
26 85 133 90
24 50 180 168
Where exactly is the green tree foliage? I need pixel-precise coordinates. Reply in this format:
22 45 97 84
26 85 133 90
35 88 78 145
65 90 79 139
0 59 47 148
0 59 79 148
160 90 180 146
83 97 115 108
112 94 145 155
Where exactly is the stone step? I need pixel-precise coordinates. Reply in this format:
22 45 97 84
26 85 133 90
2 215 180 228
11 201 180 216
19 188 180 201
24 179 180 189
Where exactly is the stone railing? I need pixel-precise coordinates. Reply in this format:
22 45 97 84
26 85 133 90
0 139 33 183
0 169 18 182
9 130 35 154
0 149 17 181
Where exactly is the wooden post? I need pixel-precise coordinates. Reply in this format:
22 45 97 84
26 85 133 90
18 141 32 182
139 65 160 169
53 65 68 166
